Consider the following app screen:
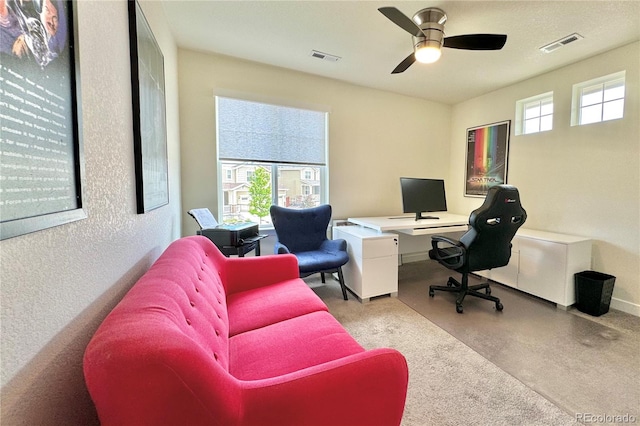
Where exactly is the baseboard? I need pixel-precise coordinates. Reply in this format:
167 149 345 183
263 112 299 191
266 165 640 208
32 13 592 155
610 297 640 317
399 252 429 264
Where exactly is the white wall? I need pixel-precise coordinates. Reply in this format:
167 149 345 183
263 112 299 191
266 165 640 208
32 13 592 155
448 42 639 314
179 43 639 314
0 1 181 424
178 49 452 237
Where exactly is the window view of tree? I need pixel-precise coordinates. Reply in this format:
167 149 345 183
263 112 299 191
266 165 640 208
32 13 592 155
247 167 272 224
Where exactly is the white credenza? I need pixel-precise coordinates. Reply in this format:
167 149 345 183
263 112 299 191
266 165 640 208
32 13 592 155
477 229 592 309
333 225 399 302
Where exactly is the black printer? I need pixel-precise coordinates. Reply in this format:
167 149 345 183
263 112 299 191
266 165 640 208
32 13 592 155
188 208 267 257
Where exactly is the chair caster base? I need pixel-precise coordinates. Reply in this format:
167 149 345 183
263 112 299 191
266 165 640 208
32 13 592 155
429 277 503 314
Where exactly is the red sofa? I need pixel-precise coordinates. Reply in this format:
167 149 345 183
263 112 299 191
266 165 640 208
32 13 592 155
84 236 408 425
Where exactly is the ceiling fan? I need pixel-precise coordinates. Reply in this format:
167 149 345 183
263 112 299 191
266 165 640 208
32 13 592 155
379 6 507 74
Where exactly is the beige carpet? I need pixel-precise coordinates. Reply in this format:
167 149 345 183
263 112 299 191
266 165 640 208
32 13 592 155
311 280 577 426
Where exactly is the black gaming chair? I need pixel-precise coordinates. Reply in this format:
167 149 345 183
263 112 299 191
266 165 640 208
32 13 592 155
428 185 527 313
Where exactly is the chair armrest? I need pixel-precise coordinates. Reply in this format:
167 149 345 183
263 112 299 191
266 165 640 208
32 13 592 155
240 348 408 426
223 254 300 295
274 241 291 254
430 235 466 269
319 238 347 252
431 234 462 247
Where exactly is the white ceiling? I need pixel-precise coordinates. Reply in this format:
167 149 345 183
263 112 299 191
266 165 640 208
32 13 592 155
162 1 640 105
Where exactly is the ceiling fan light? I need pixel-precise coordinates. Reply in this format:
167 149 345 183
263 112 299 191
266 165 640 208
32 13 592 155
415 45 441 63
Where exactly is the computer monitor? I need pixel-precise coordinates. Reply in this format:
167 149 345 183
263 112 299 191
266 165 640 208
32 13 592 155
400 177 447 220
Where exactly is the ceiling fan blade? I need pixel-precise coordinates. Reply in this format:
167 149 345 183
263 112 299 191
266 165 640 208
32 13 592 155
378 7 424 38
391 52 416 74
443 34 507 50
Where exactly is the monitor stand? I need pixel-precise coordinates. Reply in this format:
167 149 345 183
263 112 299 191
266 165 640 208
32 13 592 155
416 213 439 220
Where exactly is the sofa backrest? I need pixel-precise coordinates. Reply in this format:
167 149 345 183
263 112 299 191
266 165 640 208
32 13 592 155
84 236 239 425
135 236 231 366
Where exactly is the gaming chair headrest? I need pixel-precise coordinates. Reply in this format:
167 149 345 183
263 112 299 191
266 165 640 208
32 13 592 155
469 185 527 231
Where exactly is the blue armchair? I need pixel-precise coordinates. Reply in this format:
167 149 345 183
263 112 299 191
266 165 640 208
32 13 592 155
270 204 350 300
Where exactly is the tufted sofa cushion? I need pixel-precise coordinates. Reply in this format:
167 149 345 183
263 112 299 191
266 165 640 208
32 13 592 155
230 310 365 380
226 278 328 336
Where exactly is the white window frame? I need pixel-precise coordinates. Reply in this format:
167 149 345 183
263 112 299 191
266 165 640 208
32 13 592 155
214 95 329 225
571 71 625 126
515 92 553 135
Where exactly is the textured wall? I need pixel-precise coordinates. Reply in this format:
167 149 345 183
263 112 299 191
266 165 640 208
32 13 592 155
0 1 181 424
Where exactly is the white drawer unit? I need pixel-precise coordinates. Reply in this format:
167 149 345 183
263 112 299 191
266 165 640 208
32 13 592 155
333 225 399 302
477 229 592 309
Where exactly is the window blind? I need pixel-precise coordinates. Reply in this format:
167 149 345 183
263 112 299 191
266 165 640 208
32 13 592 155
217 97 327 165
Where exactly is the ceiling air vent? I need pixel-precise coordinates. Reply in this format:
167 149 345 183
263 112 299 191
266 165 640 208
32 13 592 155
310 50 341 62
540 33 584 53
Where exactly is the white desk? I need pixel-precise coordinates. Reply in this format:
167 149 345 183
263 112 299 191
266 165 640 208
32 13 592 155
332 226 398 302
343 215 592 309
476 229 592 309
338 213 468 302
347 213 469 236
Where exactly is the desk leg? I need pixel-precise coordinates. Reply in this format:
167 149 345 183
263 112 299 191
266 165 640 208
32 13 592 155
255 241 261 256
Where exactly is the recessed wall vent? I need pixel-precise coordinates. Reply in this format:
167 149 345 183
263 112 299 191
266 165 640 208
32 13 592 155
310 50 341 62
540 33 584 53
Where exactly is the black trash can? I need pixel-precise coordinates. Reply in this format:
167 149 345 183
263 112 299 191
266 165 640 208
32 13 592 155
574 271 616 316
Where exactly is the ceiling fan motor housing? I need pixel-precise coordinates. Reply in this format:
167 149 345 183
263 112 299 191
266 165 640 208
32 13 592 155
378 5 507 73
411 8 447 52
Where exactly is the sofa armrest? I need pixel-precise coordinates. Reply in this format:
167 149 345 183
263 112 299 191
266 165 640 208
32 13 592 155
223 254 300 295
240 348 408 426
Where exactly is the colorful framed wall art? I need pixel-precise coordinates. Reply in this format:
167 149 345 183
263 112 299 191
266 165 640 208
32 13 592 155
465 121 511 197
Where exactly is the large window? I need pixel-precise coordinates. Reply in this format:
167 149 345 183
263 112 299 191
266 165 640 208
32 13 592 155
216 96 328 225
571 71 625 126
515 92 553 135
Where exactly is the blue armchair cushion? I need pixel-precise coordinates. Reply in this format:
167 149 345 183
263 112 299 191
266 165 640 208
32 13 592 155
294 240 349 275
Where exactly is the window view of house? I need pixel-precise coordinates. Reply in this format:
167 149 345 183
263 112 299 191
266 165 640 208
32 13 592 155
221 161 322 224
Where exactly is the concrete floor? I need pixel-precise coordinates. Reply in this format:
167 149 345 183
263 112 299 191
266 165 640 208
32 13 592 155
397 260 640 422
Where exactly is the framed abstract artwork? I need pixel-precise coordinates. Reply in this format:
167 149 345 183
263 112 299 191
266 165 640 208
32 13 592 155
128 0 168 213
0 0 86 240
465 121 511 197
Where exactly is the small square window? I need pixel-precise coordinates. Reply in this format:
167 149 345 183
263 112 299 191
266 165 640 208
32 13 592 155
572 71 625 126
515 92 553 135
